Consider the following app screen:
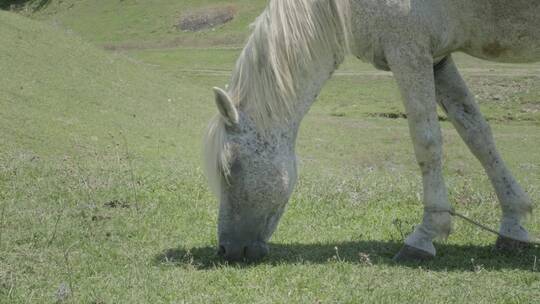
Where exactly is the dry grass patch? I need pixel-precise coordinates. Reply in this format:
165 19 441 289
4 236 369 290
177 5 236 32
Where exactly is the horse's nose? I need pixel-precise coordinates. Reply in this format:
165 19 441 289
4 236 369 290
218 241 269 262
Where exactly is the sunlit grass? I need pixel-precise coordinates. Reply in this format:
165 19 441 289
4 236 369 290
1 6 540 303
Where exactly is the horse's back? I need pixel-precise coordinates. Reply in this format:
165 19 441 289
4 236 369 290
349 0 540 66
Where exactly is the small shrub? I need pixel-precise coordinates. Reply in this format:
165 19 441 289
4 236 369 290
0 0 50 11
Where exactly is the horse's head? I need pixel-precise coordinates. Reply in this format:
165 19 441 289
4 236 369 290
204 87 297 262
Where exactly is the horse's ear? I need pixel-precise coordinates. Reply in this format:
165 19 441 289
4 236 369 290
213 87 239 126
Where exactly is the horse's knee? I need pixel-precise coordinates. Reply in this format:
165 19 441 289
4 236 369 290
413 131 443 173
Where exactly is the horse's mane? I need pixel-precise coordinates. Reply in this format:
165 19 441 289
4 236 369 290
204 0 352 198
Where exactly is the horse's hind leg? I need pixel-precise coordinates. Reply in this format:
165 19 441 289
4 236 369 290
385 44 453 261
434 56 532 250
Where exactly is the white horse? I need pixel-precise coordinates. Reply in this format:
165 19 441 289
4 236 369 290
204 0 539 262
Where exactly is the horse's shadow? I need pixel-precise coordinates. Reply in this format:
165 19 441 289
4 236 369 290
153 240 539 272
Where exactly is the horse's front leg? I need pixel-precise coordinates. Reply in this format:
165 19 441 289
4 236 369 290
385 44 453 261
434 56 532 250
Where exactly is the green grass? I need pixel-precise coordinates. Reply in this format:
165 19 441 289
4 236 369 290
26 0 267 48
1 3 540 303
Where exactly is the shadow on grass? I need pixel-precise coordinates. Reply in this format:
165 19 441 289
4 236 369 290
153 240 539 272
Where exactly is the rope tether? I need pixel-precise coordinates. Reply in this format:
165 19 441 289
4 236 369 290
424 207 540 246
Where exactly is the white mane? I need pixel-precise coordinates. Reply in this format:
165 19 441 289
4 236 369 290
204 0 352 198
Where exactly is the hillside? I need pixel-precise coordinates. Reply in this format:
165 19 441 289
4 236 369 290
24 0 267 48
14 0 540 125
0 9 214 161
0 11 221 302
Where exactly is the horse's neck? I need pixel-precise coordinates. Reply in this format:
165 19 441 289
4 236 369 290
292 55 339 125
231 0 349 142
255 53 338 146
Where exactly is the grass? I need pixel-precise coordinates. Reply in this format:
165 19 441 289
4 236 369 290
26 0 267 48
1 2 540 303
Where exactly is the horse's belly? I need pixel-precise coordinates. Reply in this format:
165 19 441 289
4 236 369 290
464 39 540 64
463 1 540 63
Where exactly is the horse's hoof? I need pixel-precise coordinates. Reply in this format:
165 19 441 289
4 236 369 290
393 245 435 263
495 236 531 252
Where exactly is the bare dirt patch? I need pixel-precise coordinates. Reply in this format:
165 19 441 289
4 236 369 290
466 76 538 105
367 112 448 121
177 5 236 32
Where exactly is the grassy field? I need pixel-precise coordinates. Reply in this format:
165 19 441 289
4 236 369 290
1 1 540 303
